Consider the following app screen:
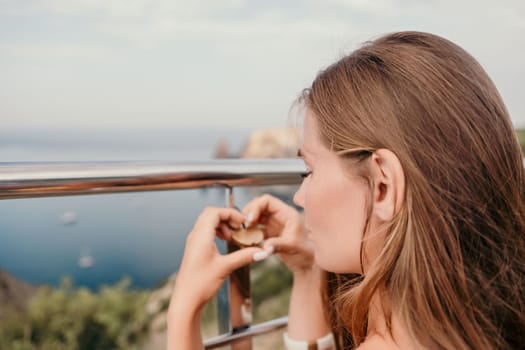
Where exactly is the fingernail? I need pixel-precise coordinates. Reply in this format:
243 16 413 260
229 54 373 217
253 251 270 262
264 245 275 255
244 212 254 227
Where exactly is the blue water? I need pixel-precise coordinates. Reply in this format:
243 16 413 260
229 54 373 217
0 127 281 289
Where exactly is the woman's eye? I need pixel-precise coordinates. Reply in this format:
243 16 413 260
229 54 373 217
301 171 312 178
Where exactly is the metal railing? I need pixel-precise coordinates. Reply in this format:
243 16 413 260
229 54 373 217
0 159 305 349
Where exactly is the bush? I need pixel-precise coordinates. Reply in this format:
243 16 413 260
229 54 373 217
517 129 525 153
0 277 152 350
0 262 293 348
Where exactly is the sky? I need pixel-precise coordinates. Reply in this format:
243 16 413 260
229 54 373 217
1 0 524 130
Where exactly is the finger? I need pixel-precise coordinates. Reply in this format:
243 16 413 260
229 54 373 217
242 194 291 227
262 218 306 248
216 222 240 241
262 236 295 254
258 213 303 240
216 223 229 241
222 247 265 271
194 207 246 237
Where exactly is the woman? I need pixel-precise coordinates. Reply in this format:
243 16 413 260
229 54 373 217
168 31 525 349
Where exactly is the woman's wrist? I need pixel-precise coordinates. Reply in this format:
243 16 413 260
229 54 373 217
292 264 322 285
168 279 207 322
167 298 204 350
288 265 330 342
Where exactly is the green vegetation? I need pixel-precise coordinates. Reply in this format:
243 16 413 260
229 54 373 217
0 261 293 349
252 258 293 321
516 129 525 153
0 277 152 350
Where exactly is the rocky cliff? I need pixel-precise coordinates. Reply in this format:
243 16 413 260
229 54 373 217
214 128 301 159
240 128 301 158
0 269 37 318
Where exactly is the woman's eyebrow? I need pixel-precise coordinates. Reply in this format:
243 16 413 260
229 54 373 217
297 148 313 160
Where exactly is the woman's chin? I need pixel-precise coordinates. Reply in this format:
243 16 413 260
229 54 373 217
314 252 362 274
313 250 332 272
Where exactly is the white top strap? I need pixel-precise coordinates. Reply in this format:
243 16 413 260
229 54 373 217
283 332 335 350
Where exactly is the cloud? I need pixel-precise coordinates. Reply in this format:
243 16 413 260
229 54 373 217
0 0 355 42
1 42 114 60
0 0 524 127
1 0 356 60
0 0 242 17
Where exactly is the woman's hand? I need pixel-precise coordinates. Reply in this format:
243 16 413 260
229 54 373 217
242 194 315 276
167 207 265 350
242 195 331 343
169 207 263 313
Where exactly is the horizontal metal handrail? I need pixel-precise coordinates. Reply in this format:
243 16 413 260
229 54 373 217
0 159 305 199
204 316 288 349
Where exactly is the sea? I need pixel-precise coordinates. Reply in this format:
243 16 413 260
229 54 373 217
0 127 297 290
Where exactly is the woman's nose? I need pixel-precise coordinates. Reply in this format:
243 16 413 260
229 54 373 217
293 182 305 208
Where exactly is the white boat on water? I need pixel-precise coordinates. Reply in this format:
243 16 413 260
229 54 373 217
61 211 77 226
78 249 94 268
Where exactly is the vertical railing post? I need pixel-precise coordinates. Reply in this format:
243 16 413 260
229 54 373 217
216 186 253 349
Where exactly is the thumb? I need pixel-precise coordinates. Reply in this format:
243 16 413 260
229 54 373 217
222 247 264 271
262 236 296 254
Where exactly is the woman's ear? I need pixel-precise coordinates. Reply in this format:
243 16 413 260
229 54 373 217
370 149 405 222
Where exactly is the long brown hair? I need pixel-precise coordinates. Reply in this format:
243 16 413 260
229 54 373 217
304 31 525 349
